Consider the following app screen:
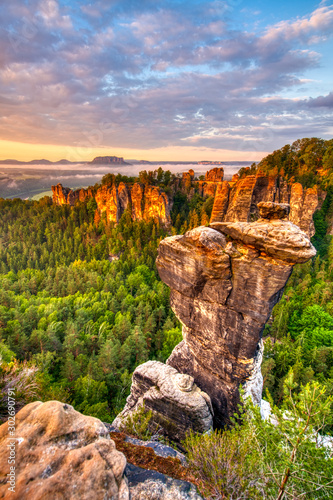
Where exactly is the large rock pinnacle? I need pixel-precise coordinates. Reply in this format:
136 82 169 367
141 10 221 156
156 202 316 428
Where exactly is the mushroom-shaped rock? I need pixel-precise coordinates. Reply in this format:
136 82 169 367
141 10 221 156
0 401 129 500
156 204 316 427
210 218 316 264
112 361 213 444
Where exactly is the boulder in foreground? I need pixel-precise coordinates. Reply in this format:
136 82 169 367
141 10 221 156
0 401 129 500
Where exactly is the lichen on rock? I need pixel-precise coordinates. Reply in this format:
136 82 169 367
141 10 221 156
0 401 129 500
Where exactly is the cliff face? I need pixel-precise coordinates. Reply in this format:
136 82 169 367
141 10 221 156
289 183 318 237
52 182 171 226
198 167 224 198
52 183 79 206
95 185 121 223
156 203 316 428
209 171 320 236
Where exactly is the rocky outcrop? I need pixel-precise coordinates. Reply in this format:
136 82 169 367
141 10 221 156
112 361 213 443
52 183 80 206
95 184 121 223
131 182 145 221
143 186 171 225
0 400 129 500
126 464 203 500
225 175 258 222
289 183 318 237
209 172 320 236
181 170 195 198
52 182 171 226
198 167 224 198
209 181 231 223
156 202 316 428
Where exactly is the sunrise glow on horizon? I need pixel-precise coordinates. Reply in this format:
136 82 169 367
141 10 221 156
0 140 269 163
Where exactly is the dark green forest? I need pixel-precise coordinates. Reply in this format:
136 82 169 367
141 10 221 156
0 175 214 422
1 152 333 498
0 153 333 425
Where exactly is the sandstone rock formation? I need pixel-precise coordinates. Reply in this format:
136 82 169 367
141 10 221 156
51 183 79 206
156 202 316 428
112 361 213 443
209 171 320 237
198 167 224 198
52 182 171 226
95 184 122 223
126 464 203 500
182 170 195 187
209 181 230 223
289 183 318 237
0 401 129 500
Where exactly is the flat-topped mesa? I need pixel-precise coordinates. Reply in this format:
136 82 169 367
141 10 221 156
209 171 321 237
52 182 171 226
156 203 316 428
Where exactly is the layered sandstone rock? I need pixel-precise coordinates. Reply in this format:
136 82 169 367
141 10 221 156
52 182 171 226
143 186 171 225
112 361 213 443
156 203 316 427
131 182 145 220
209 172 320 236
198 167 224 198
52 183 79 206
126 464 204 500
289 183 318 237
0 401 129 500
95 184 121 223
205 167 224 182
225 175 258 222
209 181 230 223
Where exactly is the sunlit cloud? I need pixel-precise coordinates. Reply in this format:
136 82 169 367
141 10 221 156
0 1 332 160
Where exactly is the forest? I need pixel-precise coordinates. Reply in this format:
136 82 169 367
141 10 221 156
0 174 213 422
1 140 333 498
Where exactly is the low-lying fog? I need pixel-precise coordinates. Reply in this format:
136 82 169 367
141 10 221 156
0 162 252 200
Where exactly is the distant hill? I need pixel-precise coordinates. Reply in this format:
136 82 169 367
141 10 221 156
0 156 130 166
88 156 130 165
0 159 78 165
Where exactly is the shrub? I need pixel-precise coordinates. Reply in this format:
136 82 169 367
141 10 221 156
184 420 266 499
121 402 159 441
184 373 333 500
0 360 40 423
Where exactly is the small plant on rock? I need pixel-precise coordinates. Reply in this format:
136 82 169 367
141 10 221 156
121 402 160 441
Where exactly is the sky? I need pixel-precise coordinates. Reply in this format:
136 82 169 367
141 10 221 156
0 0 332 162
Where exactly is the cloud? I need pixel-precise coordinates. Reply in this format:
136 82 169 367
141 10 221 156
261 6 333 44
306 91 333 108
0 1 332 157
